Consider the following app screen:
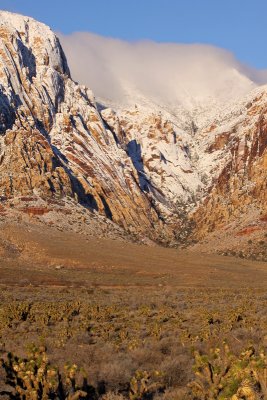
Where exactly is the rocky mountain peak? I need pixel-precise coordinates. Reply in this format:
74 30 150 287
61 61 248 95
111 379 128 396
0 11 266 256
0 11 69 76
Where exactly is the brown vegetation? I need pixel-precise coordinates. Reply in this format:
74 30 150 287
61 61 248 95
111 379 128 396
0 283 266 399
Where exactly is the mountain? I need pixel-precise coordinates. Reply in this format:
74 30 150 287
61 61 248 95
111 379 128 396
0 11 171 243
0 11 266 258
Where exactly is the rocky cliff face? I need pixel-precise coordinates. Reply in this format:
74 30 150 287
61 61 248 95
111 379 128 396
192 90 267 257
0 11 266 252
0 12 73 198
0 11 171 242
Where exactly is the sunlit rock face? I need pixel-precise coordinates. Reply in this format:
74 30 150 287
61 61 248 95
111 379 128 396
0 11 171 242
0 11 266 247
0 12 73 199
193 91 267 239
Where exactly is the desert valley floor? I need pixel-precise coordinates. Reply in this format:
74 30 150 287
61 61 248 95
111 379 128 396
1 222 267 289
0 223 267 398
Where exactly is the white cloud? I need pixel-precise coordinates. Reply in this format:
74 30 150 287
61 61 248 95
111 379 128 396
58 32 267 108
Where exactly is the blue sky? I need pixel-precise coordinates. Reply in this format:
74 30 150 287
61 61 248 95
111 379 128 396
1 0 267 68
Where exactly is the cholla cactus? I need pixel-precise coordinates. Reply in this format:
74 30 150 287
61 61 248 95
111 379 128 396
231 379 257 400
249 349 267 398
0 345 87 399
189 343 236 400
129 370 150 400
129 370 164 400
229 347 266 400
190 344 267 400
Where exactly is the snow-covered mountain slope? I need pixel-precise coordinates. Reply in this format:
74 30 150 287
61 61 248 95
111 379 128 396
101 83 267 248
0 11 266 253
193 85 267 235
0 11 171 241
101 107 203 221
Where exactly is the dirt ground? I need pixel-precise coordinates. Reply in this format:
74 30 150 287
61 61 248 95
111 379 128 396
0 222 266 290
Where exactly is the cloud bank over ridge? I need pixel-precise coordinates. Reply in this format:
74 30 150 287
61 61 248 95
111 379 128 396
59 32 267 109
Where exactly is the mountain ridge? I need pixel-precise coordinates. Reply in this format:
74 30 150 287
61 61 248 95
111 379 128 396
0 11 266 259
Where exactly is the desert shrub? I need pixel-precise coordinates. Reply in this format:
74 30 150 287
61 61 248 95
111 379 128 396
96 356 135 394
160 355 192 388
154 387 189 400
101 393 126 400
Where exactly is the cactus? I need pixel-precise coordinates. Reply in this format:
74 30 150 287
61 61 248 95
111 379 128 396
231 379 257 400
0 345 88 399
249 350 267 398
189 343 237 400
129 370 164 400
190 344 267 400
